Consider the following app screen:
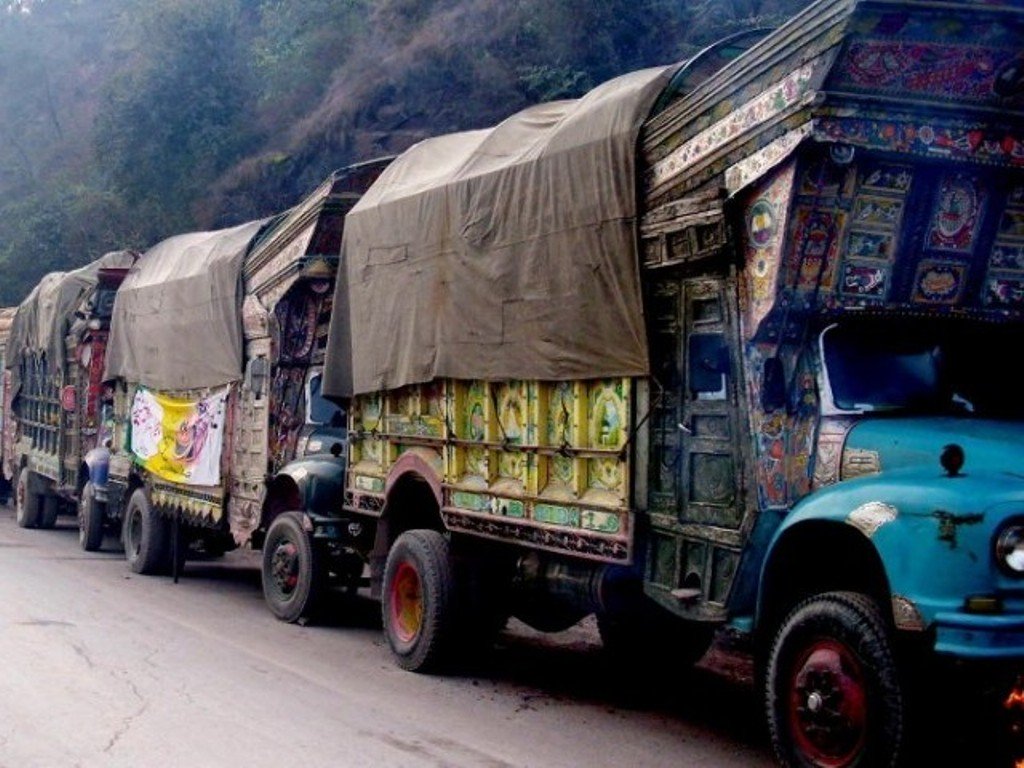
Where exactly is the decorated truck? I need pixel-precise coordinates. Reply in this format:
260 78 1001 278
96 160 390 571
2 252 136 531
268 0 1024 765
0 306 15 505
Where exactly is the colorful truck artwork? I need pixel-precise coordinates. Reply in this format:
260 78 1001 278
1 251 136 533
95 160 390 571
0 306 15 505
270 1 1024 765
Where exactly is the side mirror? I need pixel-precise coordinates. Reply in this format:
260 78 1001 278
761 356 786 412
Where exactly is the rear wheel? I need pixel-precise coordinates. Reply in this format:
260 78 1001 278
262 511 324 622
122 487 169 575
765 591 904 768
382 529 456 672
15 467 41 529
78 481 104 551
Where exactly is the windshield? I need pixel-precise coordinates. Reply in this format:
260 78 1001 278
821 319 1024 419
307 372 346 427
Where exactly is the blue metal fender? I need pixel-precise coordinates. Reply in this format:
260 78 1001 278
759 466 1024 658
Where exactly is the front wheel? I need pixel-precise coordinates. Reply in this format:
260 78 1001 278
765 591 904 768
262 511 324 623
79 481 104 551
15 467 41 529
382 529 456 673
122 487 169 575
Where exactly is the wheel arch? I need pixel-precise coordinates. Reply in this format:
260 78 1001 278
756 519 892 646
369 452 446 598
261 473 302 534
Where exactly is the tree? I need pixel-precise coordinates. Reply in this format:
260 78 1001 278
94 0 260 234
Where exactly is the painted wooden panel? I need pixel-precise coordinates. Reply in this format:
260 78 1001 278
349 376 634 564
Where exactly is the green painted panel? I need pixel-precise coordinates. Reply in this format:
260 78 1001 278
451 490 491 512
495 498 526 518
581 509 621 534
533 503 581 527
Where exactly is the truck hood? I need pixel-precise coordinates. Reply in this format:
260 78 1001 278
844 417 1024 479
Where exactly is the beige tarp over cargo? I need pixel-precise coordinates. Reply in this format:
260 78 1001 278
5 250 137 400
104 220 265 391
324 65 675 398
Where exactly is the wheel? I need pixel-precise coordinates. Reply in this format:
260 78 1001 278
38 493 60 529
262 511 324 623
15 467 41 528
382 529 457 672
122 487 170 575
765 591 904 768
79 481 104 551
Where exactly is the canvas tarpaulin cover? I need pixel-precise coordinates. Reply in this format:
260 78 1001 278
324 64 676 398
104 220 265 391
5 249 137 400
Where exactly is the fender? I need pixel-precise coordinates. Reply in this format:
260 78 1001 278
385 449 443 509
759 465 1024 633
271 455 346 518
83 446 110 491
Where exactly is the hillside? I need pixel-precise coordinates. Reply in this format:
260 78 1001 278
0 0 809 304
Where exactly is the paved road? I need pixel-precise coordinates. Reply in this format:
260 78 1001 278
0 502 774 768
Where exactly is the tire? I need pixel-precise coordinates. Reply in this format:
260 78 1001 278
122 487 170 575
765 591 904 768
262 511 324 623
79 481 104 552
15 467 41 529
382 529 457 673
38 493 60 529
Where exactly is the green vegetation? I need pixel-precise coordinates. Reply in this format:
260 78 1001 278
0 0 808 304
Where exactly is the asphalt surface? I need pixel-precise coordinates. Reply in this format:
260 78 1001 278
0 501 774 768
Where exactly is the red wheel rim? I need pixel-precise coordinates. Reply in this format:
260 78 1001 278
390 561 423 643
270 540 300 595
787 639 869 767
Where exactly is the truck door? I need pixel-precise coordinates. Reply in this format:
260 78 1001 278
643 274 748 621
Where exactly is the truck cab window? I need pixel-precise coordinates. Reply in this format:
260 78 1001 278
820 320 1024 418
307 371 345 427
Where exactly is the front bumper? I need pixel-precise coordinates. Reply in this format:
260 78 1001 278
934 611 1024 658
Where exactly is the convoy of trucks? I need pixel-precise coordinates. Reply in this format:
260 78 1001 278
2 0 1022 765
274 0 1024 765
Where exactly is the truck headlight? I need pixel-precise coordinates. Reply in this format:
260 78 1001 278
996 523 1024 575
